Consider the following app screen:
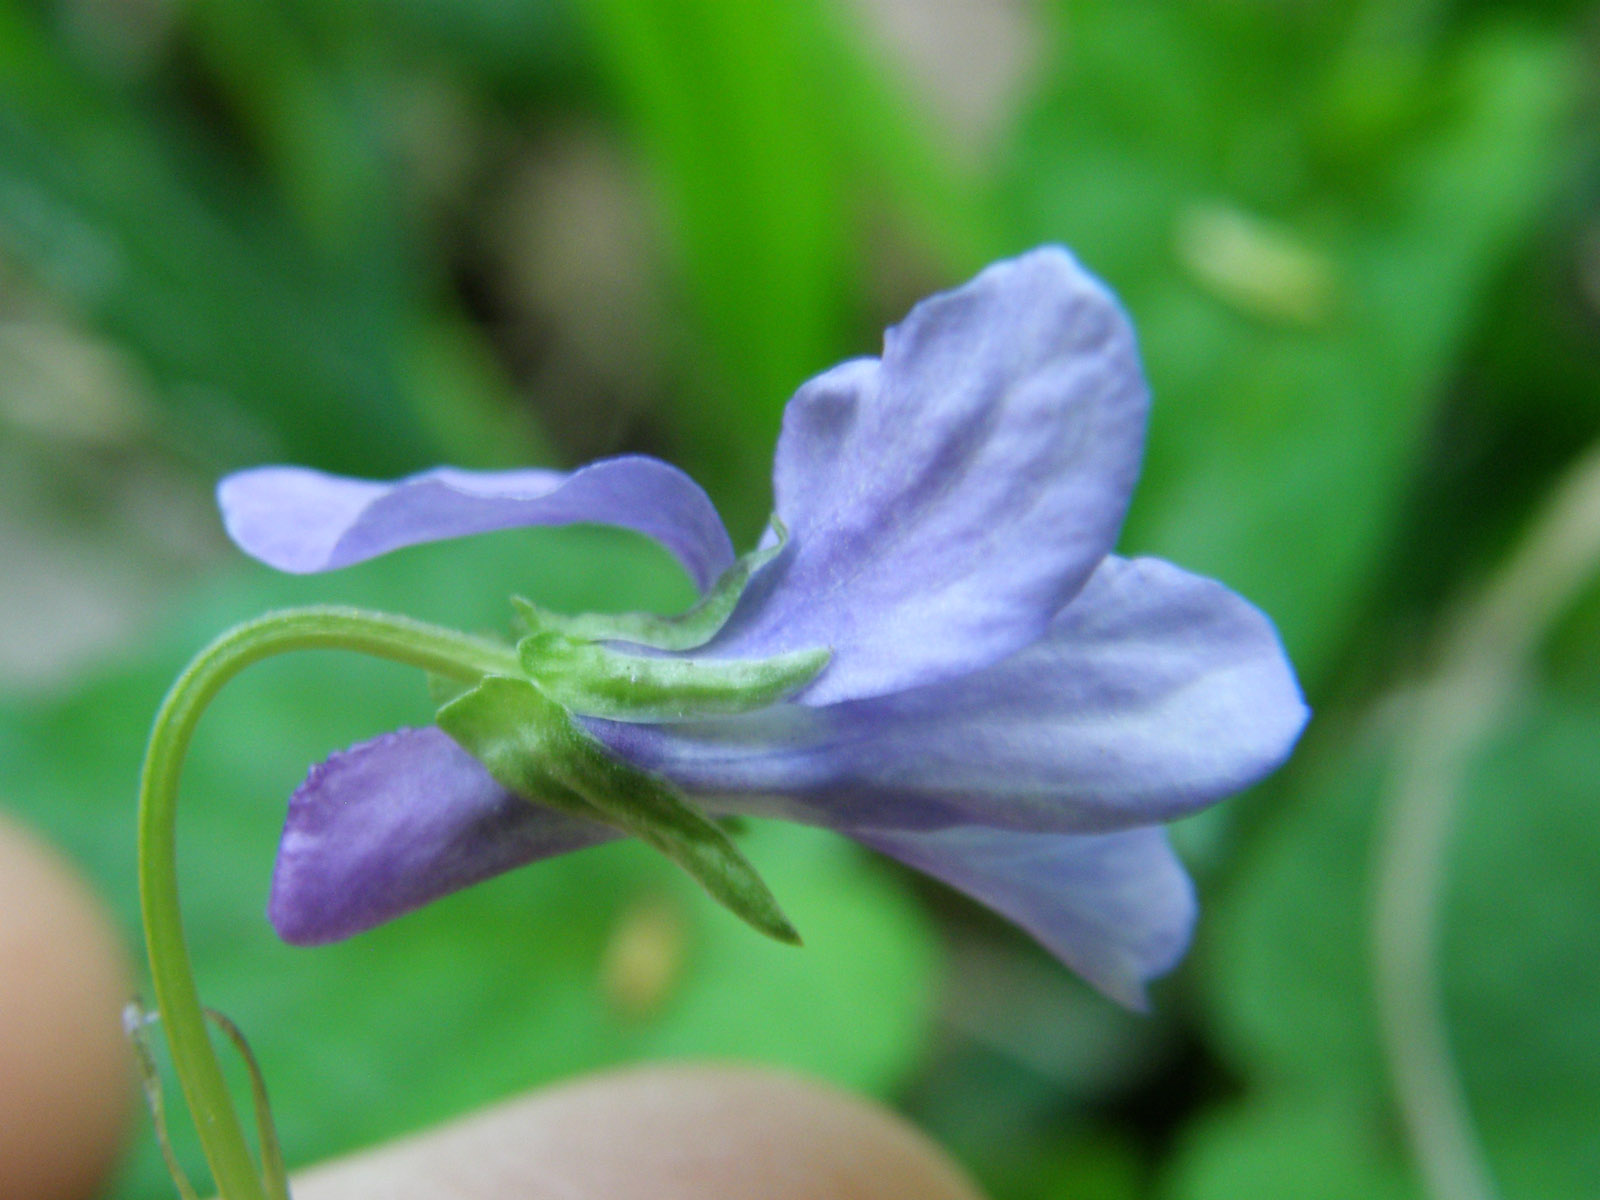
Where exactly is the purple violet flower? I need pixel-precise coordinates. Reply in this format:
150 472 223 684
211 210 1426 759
219 247 1307 1007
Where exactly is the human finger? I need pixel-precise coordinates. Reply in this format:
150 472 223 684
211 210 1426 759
286 1063 986 1200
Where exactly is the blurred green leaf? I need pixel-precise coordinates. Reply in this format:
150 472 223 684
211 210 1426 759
378 0 587 98
1440 695 1600 1198
1165 1094 1415 1200
1373 214 1600 626
178 0 390 247
1197 684 1600 1197
1202 726 1393 1094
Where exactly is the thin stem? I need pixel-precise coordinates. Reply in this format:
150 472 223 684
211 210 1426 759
1373 441 1600 1200
205 1007 291 1200
138 606 518 1200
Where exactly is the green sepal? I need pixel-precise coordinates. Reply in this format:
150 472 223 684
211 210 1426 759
434 682 609 827
517 630 829 723
436 676 801 945
513 516 789 652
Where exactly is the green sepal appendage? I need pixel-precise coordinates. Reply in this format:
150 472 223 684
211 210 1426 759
125 1001 290 1200
517 630 829 723
513 516 789 651
436 676 801 945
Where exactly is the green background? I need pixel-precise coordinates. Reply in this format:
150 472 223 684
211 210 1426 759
1 1 1596 1196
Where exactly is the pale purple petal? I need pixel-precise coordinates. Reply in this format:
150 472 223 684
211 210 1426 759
590 556 1308 834
219 455 736 591
851 825 1195 1008
705 247 1149 704
269 727 616 945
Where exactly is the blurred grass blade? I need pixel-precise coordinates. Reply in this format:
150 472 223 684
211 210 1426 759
0 0 542 474
573 0 989 530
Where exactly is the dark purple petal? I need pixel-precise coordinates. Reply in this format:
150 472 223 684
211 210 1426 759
852 824 1195 1008
269 727 616 944
590 556 1308 834
219 456 736 592
706 247 1149 704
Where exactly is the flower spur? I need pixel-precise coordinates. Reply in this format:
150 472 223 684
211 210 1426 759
219 246 1308 1008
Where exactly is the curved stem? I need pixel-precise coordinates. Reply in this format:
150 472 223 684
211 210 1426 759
138 606 519 1200
1373 441 1600 1200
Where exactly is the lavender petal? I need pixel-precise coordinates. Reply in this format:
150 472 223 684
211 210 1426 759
592 556 1308 835
269 727 616 945
219 455 736 591
707 247 1149 704
851 824 1195 1008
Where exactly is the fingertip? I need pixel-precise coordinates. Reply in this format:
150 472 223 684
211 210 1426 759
0 811 135 1200
289 1063 985 1200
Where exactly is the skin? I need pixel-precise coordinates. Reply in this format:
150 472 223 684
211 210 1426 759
289 1065 988 1200
0 812 134 1200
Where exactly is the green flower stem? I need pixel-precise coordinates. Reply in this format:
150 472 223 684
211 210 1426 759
137 606 518 1200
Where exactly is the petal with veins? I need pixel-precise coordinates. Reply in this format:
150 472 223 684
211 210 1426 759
851 824 1195 1008
707 248 1149 704
593 557 1308 835
219 456 735 591
269 727 616 945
